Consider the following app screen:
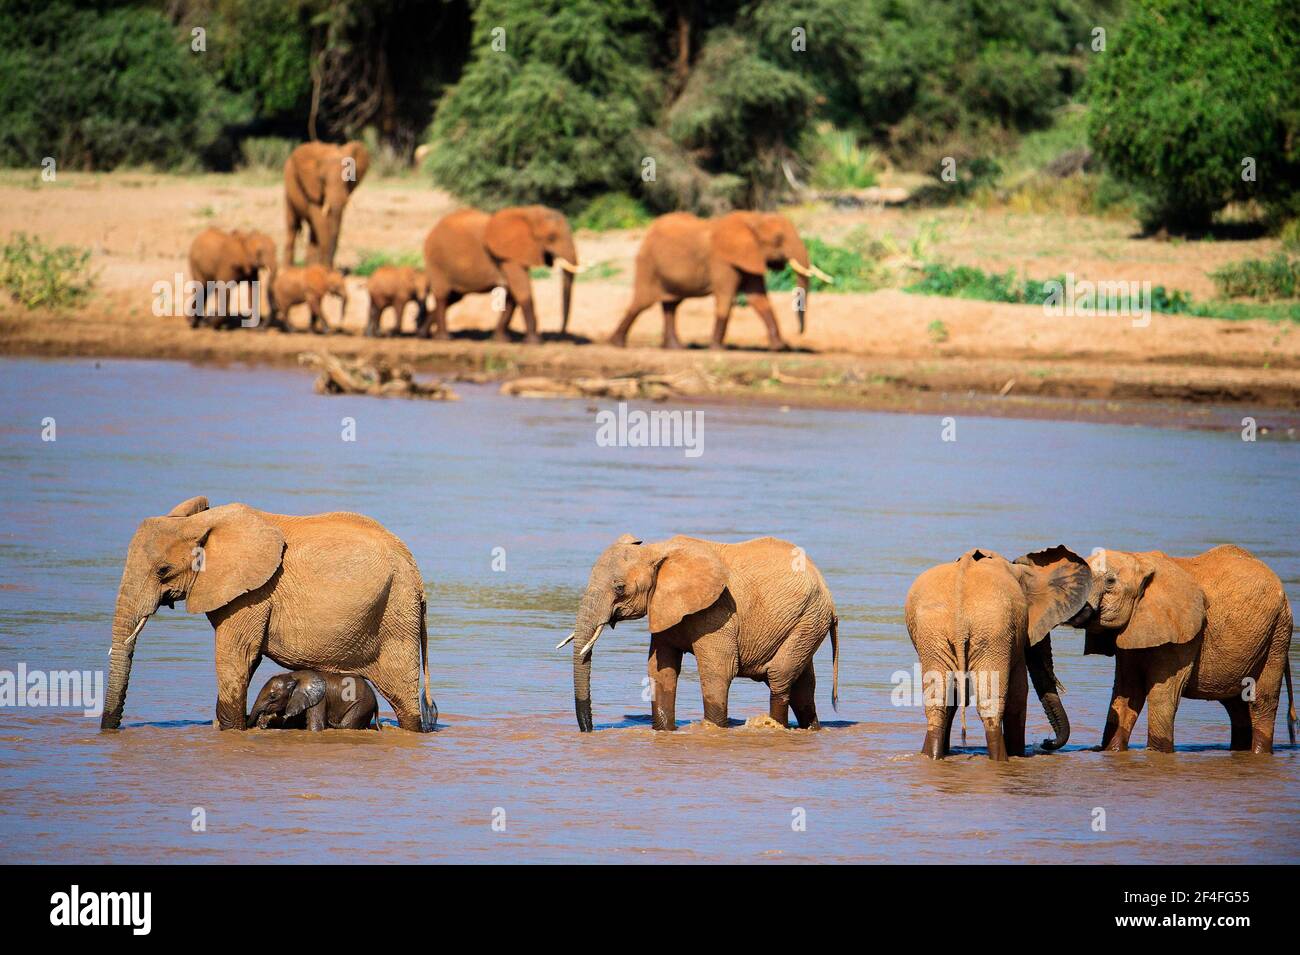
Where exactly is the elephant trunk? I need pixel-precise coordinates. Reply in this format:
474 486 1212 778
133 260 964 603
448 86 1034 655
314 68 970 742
560 267 574 337
102 588 151 730
1026 635 1070 751
570 591 610 733
795 271 809 334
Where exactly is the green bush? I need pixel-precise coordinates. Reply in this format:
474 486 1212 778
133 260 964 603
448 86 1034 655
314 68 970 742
806 125 879 191
427 0 658 211
767 236 889 293
0 1 242 170
0 233 94 309
1087 0 1300 232
573 193 652 232
352 249 423 277
1211 254 1300 300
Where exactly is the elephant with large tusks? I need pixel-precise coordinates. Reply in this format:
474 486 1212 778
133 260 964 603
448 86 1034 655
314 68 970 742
905 546 1092 760
1067 544 1295 754
562 534 839 732
102 496 436 732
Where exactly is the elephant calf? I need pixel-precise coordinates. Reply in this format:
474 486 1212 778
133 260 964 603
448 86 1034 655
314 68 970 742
270 265 349 333
1070 544 1295 754
365 265 429 336
562 534 839 732
905 547 1092 760
248 671 381 731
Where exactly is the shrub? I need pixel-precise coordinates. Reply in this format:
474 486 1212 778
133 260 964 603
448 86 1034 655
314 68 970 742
0 233 94 309
767 235 890 293
573 193 652 232
806 124 879 191
239 136 296 172
0 1 241 170
1087 0 1300 232
1211 255 1300 300
352 249 423 277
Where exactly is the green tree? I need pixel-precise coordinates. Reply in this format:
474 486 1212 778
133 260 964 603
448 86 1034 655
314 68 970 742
1087 0 1300 231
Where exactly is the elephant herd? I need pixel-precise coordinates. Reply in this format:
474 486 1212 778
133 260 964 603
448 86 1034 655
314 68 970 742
184 139 834 349
102 496 1296 759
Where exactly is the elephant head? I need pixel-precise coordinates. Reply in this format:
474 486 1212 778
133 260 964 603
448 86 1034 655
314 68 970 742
485 206 582 334
713 212 833 333
561 535 726 732
247 672 326 729
102 497 285 730
239 230 277 280
1010 546 1095 750
1074 550 1206 657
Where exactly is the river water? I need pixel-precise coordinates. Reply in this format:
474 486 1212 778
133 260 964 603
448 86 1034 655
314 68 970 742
0 357 1296 863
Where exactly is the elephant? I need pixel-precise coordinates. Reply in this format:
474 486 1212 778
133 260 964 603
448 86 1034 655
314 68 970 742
187 228 277 329
101 496 436 732
419 205 582 343
270 265 349 333
1069 545 1295 754
365 265 428 337
561 534 839 733
283 140 370 267
904 546 1091 760
606 211 833 351
247 670 381 731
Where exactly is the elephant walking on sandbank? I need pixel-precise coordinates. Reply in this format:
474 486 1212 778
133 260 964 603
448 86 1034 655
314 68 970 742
102 496 436 732
905 547 1092 760
562 535 839 732
1069 544 1295 754
283 141 370 267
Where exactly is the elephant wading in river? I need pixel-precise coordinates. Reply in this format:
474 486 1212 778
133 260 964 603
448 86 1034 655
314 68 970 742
561 535 839 732
420 206 582 343
248 671 381 731
905 547 1092 760
284 141 370 267
607 211 833 350
102 496 436 732
1070 545 1295 754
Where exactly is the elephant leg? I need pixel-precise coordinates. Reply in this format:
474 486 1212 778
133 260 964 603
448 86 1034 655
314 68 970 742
694 640 737 729
661 299 683 349
648 637 682 731
284 205 301 267
710 272 739 348
308 295 326 334
1101 656 1146 751
982 715 1008 761
336 699 376 729
305 702 327 732
608 286 658 347
212 607 268 730
1002 656 1028 757
1222 696 1253 750
790 665 820 729
365 302 382 337
1248 613 1292 754
1144 646 1193 753
500 264 540 344
492 289 518 342
921 672 956 758
740 275 788 351
365 657 422 732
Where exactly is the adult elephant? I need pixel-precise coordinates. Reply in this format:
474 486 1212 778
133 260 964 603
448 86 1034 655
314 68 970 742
283 141 370 267
1070 545 1294 754
606 211 833 350
560 534 839 732
420 205 582 343
101 496 436 732
904 546 1091 760
187 228 276 328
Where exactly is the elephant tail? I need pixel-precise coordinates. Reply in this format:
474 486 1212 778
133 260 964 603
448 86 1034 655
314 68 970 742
1286 656 1296 746
955 630 969 746
420 595 438 732
829 615 840 711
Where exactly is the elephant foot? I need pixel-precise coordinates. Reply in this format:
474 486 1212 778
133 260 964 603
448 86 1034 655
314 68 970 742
662 338 683 350
492 331 511 343
708 340 726 350
523 334 542 346
767 339 791 352
920 731 945 759
606 334 627 348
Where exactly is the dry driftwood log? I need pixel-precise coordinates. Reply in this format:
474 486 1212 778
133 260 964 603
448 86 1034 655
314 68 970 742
298 352 459 400
499 370 711 402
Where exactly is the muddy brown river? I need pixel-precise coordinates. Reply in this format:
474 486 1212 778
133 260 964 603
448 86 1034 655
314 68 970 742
0 358 1296 863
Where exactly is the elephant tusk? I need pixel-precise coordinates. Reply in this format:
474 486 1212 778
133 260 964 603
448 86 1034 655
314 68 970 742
123 617 147 649
577 623 605 658
554 257 586 274
809 264 835 284
556 631 575 650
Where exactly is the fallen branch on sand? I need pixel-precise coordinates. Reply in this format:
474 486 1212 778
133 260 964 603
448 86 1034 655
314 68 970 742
298 352 459 400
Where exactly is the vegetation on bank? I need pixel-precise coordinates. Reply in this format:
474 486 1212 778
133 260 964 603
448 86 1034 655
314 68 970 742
0 233 94 309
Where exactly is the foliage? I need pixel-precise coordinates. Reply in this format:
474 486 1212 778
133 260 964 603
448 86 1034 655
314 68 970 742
239 136 297 172
806 125 879 191
0 1 241 169
352 248 423 277
0 233 94 309
573 193 652 231
1087 0 1300 232
1210 255 1300 301
767 235 891 293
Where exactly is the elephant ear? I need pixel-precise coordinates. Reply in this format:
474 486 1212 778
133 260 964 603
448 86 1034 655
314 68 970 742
343 141 370 189
1114 554 1205 650
1013 546 1093 645
184 504 286 615
648 539 728 634
485 208 545 266
284 673 327 720
166 495 209 518
712 214 766 275
291 146 327 205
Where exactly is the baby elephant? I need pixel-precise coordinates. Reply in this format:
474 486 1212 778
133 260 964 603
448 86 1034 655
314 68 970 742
247 671 381 731
269 265 349 333
365 265 429 336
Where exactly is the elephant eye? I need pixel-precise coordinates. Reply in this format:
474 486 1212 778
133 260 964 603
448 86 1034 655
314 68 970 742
1105 574 1117 587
